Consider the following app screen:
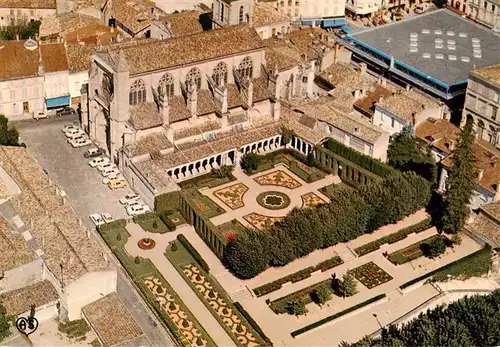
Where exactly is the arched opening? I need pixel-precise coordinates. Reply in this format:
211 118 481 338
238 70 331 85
185 67 201 90
212 62 228 86
158 73 174 97
129 79 146 105
239 6 244 23
238 56 253 78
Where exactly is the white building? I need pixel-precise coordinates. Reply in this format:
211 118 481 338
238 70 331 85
40 42 71 111
0 0 56 27
448 0 500 30
273 0 346 26
345 0 409 17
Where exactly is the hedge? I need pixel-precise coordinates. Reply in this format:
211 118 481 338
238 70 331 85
159 212 177 231
399 246 492 289
355 218 433 256
132 211 157 223
233 302 272 345
253 256 343 297
155 191 181 213
324 138 395 178
98 219 126 232
269 280 328 314
290 294 387 337
177 234 210 273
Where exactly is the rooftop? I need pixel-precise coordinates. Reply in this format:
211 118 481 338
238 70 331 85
159 10 203 37
471 64 500 88
468 201 500 247
39 12 104 38
0 217 36 273
0 146 108 284
101 25 264 75
66 44 98 72
40 42 68 73
353 84 394 118
348 10 500 86
415 118 460 155
253 2 289 28
317 62 377 90
0 280 58 316
0 0 56 9
482 201 500 221
126 131 173 157
108 0 158 34
377 89 440 122
82 293 142 347
0 40 40 81
129 102 163 130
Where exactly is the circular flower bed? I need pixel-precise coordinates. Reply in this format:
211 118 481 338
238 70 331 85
138 238 156 250
256 191 291 210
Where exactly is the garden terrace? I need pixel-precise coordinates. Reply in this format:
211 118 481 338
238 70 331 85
97 222 215 346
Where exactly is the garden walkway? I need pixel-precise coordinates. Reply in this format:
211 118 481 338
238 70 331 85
202 165 339 227
123 223 236 347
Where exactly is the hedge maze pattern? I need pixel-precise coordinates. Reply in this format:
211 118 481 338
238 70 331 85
243 213 283 230
214 183 249 210
254 170 301 189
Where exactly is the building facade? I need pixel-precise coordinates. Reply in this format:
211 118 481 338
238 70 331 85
461 64 500 147
0 0 56 27
449 0 500 30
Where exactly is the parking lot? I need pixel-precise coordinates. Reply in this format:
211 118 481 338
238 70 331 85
18 117 133 230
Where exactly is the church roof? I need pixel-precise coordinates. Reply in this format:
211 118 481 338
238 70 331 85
104 25 264 75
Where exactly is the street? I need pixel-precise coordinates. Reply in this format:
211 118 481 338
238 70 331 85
16 116 176 347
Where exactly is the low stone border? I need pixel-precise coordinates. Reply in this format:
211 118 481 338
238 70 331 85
256 191 291 210
138 238 156 250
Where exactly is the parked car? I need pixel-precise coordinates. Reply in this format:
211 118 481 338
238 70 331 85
108 178 127 190
84 147 106 158
101 213 113 223
56 107 76 117
89 157 110 168
102 172 123 184
71 138 92 148
65 129 86 138
62 123 80 133
33 111 50 120
119 193 141 205
96 163 116 172
415 3 431 13
126 204 150 216
90 213 105 226
102 167 120 177
67 134 88 143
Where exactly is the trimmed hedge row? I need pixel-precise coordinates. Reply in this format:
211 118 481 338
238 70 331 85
354 218 433 256
133 211 157 223
253 256 343 297
290 294 387 337
177 234 210 273
233 302 273 346
154 191 180 213
325 139 395 177
159 212 177 231
269 280 329 314
99 219 126 232
399 246 492 289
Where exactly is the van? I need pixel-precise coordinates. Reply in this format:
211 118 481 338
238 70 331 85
415 3 431 13
33 111 50 120
108 178 127 190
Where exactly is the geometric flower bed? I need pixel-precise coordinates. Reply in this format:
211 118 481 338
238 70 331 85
144 276 209 347
387 235 441 265
301 192 326 208
182 264 262 347
138 238 156 250
243 213 283 231
350 262 393 289
254 170 301 189
214 183 249 210
256 191 291 210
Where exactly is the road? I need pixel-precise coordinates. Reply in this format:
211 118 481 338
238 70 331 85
16 116 176 347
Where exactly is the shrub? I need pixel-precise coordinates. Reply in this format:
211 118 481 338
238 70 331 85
212 165 234 178
152 220 158 229
134 256 140 264
312 285 332 305
116 233 122 241
159 212 177 231
133 212 157 223
177 234 210 273
421 236 447 258
240 152 262 173
286 300 307 316
98 219 126 232
171 241 177 252
154 191 180 213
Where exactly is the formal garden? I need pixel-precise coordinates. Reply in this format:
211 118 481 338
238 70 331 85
349 262 393 289
214 183 249 210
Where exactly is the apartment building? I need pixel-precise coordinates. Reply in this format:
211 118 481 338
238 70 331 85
449 0 500 30
462 64 500 147
0 0 56 27
345 0 408 17
273 0 345 26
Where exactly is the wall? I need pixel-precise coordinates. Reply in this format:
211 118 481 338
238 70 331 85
17 302 58 324
64 270 117 321
123 159 157 208
0 259 44 294
255 21 290 40
68 71 89 102
302 0 345 18
0 77 45 120
0 8 56 27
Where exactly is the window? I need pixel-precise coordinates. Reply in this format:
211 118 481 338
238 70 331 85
158 73 174 97
33 86 38 97
29 10 34 16
391 117 395 128
129 79 146 105
212 62 228 86
239 6 244 23
287 9 291 15
185 68 201 90
477 98 487 114
466 93 477 109
10 89 15 100
294 8 299 16
238 57 253 78
272 28 277 36
220 3 224 22
22 88 27 98
491 105 498 120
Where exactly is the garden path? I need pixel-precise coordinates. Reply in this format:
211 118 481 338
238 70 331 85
202 165 339 227
123 222 236 347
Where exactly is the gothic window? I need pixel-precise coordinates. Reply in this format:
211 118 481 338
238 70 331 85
158 73 174 97
212 62 228 86
220 2 224 22
239 6 244 23
185 67 201 90
102 74 113 99
129 79 146 105
238 56 253 78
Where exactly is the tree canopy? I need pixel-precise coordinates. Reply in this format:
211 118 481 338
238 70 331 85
0 303 11 342
0 21 41 40
0 115 19 146
440 120 477 234
346 289 500 347
387 124 437 184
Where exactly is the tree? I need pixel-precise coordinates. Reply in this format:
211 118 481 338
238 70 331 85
223 230 270 279
0 115 19 146
451 234 462 248
387 125 437 184
0 303 12 342
212 165 234 178
312 285 332 306
0 21 40 40
420 237 447 258
280 126 295 148
441 121 477 234
342 273 358 297
286 300 306 316
240 153 261 174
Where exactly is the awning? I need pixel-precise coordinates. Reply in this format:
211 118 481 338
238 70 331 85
322 18 346 28
46 95 70 108
302 20 313 26
341 25 351 32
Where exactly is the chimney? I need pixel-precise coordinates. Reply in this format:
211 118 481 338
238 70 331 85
359 62 367 75
187 82 197 116
405 84 412 91
16 34 19 41
353 89 361 99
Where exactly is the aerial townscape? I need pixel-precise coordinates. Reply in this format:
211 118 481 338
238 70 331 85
0 0 499 345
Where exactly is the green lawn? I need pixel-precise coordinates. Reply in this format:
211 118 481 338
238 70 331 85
387 235 440 265
137 217 169 234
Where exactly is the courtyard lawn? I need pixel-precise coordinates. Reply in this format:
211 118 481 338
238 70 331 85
183 187 226 219
165 241 268 347
98 222 216 347
137 217 170 234
387 234 442 265
217 219 249 239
